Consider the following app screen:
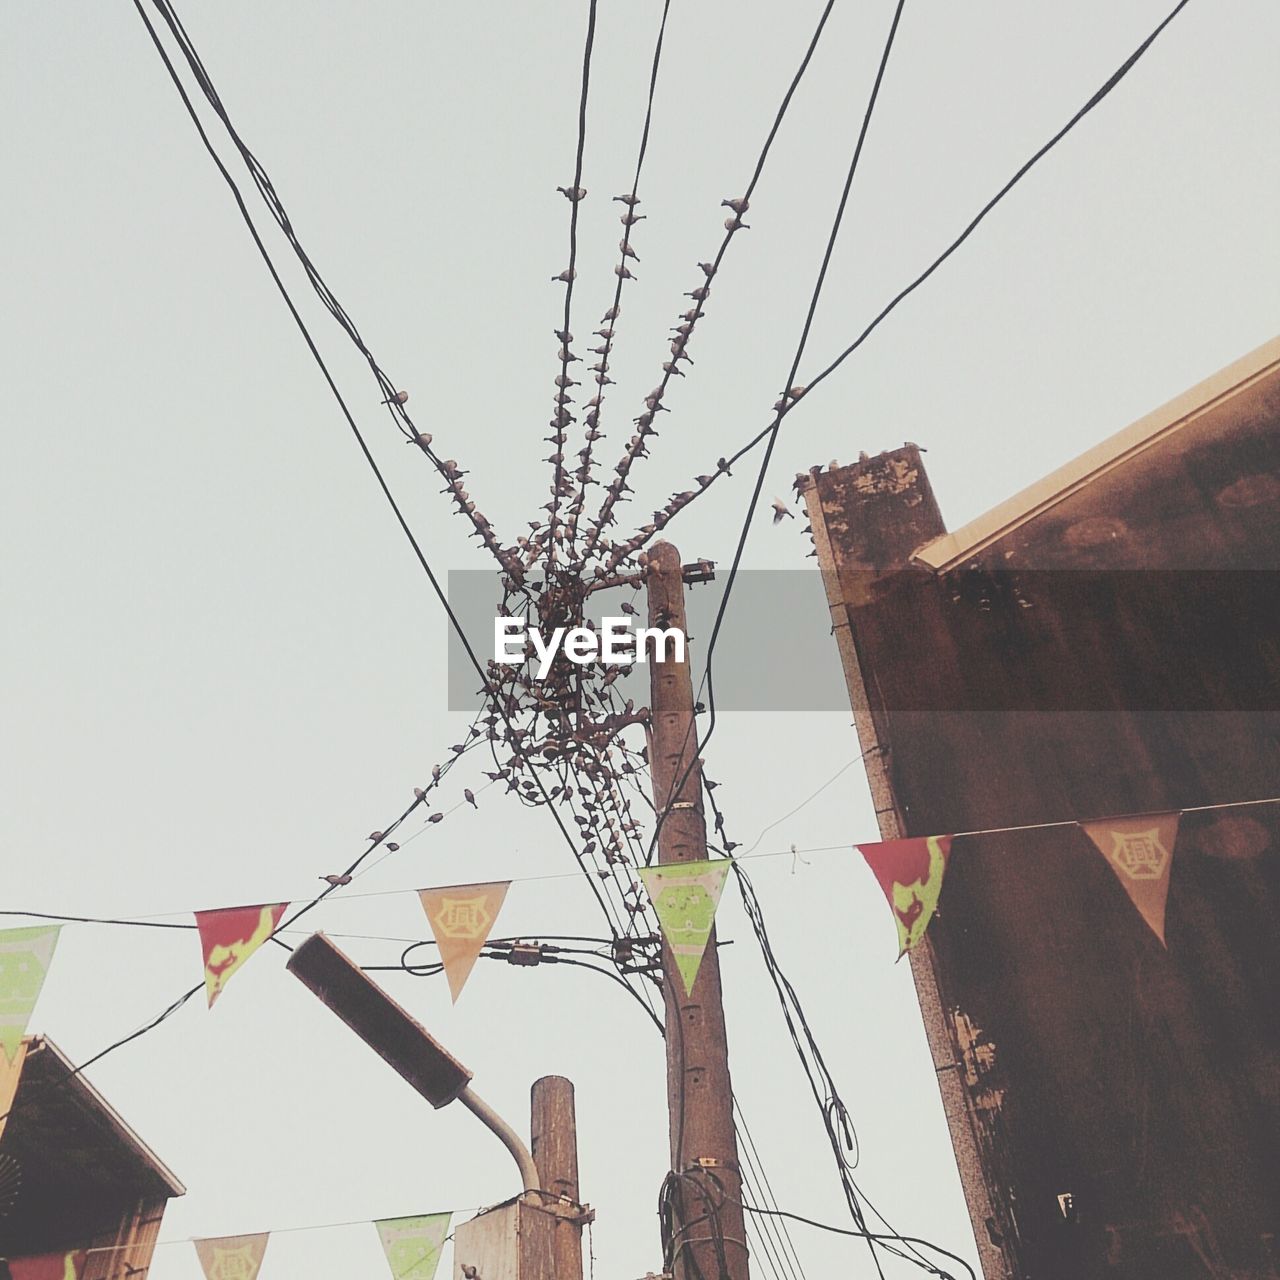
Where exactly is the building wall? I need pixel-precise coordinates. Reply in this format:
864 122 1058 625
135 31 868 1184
804 431 1280 1279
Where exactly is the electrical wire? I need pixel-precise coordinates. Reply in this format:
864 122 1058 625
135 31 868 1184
130 0 640 976
737 1203 977 1280
548 0 601 551
570 0 673 545
645 0 1197 922
707 0 1197 483
640 0 909 993
585 0 839 557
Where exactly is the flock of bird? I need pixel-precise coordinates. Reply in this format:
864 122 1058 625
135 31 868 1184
368 181 815 931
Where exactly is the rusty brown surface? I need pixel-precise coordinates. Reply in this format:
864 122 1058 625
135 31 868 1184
805 351 1280 1279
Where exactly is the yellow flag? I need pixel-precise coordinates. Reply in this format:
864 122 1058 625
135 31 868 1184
418 882 510 1002
1080 813 1179 946
195 1234 269 1280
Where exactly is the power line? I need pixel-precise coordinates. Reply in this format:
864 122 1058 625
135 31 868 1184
738 1203 977 1280
570 0 673 547
584 0 840 561
710 0 1196 483
548 0 601 552
130 0 643 970
645 0 1197 901
141 0 518 575
641 0 908 911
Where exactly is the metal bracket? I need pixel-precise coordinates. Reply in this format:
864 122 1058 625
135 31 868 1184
669 801 697 811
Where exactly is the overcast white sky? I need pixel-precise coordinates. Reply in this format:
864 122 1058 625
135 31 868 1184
2 2 1277 1278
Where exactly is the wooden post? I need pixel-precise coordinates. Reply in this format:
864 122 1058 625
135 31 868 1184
531 1075 585 1280
645 540 750 1280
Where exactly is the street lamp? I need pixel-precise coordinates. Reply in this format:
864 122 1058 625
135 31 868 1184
286 931 538 1194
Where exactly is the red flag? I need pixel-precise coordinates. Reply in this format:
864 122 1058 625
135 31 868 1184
195 903 288 1007
856 835 953 958
1080 813 1179 946
7 1252 86 1280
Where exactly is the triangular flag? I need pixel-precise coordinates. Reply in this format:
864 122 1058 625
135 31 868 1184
375 1212 452 1280
1081 812 1179 946
856 835 953 958
639 859 731 996
195 904 288 1007
418 882 510 1002
194 1234 269 1280
6 1251 86 1280
0 925 61 1063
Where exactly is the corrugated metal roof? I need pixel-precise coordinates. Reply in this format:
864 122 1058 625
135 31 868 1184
6 1036 185 1200
914 336 1280 572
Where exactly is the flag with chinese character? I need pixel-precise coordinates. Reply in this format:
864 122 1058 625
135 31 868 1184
195 904 288 1008
1081 813 1179 946
418 882 510 1002
0 924 61 1063
6 1251 86 1280
194 1234 269 1280
375 1212 452 1280
855 835 953 958
639 859 731 996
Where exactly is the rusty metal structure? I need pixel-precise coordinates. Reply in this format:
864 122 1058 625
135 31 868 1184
0 1037 184 1279
801 337 1280 1279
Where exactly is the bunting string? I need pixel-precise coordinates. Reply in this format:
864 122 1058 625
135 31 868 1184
6 791 1275 935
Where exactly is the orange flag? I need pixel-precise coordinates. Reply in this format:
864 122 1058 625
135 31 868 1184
856 835 953 958
195 1234 269 1280
1080 813 1179 946
7 1252 86 1280
418 881 510 1002
195 904 288 1007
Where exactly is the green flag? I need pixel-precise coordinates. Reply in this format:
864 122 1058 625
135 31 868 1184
375 1213 451 1280
0 926 61 1063
640 860 731 996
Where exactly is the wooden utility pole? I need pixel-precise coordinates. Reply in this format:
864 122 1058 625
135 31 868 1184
531 1075 587 1280
645 540 750 1280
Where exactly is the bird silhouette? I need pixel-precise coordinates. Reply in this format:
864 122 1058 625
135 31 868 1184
771 498 795 524
380 390 409 406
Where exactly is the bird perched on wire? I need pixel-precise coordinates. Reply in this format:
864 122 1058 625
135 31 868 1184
557 185 587 201
721 196 750 215
771 498 795 524
381 390 409 406
552 268 577 283
464 788 478 808
320 873 352 886
613 194 641 207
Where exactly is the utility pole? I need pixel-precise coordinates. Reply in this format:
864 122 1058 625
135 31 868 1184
531 1075 587 1280
645 540 750 1280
